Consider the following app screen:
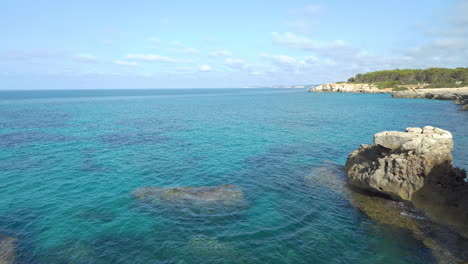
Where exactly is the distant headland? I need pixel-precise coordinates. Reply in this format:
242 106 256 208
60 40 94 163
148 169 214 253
309 67 468 111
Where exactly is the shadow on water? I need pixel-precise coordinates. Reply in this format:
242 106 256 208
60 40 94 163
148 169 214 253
0 131 74 148
98 132 171 146
73 206 117 224
0 109 71 129
117 117 190 132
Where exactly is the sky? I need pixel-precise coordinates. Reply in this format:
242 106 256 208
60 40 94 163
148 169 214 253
1 0 468 89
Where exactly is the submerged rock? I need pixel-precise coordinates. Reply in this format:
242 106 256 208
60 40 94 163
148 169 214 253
74 207 116 223
132 184 245 209
347 188 467 264
0 234 16 264
189 236 239 257
305 163 468 263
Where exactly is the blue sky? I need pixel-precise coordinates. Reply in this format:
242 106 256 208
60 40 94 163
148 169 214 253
1 0 467 89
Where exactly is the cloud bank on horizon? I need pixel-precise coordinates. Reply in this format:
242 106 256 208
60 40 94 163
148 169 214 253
1 0 467 89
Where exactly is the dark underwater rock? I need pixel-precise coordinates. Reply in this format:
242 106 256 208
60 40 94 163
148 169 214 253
0 234 17 264
132 184 246 209
189 236 239 257
304 163 468 263
75 207 116 223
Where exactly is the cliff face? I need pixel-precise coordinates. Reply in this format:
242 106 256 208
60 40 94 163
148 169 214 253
309 83 390 93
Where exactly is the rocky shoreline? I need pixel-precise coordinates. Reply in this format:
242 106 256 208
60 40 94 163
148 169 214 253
309 83 468 111
392 88 468 111
311 82 391 94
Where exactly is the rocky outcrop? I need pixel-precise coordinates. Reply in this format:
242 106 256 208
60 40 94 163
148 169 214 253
456 94 468 110
0 234 16 264
346 126 468 238
132 184 245 208
345 126 463 200
391 91 428 99
309 83 390 93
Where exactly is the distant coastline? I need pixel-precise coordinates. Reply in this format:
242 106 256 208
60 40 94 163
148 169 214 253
308 82 468 111
308 68 468 111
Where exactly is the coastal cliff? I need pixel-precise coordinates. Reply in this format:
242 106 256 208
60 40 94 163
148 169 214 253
345 127 468 237
310 83 468 111
311 83 391 93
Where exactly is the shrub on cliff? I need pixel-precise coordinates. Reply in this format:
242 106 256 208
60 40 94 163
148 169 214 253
392 87 409 91
375 81 399 89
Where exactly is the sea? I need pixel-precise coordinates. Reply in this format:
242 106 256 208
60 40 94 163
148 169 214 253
0 88 467 263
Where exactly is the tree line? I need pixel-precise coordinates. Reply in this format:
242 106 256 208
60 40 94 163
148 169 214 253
347 68 468 86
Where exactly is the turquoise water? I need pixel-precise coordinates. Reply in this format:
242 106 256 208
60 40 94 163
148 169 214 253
0 88 467 263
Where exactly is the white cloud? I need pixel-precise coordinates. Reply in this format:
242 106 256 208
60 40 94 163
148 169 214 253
208 50 232 57
126 54 177 63
75 53 97 63
149 37 161 44
199 64 212 72
261 54 304 66
225 58 245 64
180 47 200 54
225 58 248 70
285 5 324 33
288 4 323 16
284 19 315 34
114 60 137 66
272 32 349 51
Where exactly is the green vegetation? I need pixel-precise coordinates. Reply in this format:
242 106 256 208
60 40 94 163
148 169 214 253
375 81 399 89
347 68 468 87
392 87 409 92
424 82 468 88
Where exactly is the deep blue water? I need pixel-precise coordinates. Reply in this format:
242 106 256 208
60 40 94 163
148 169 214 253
0 88 467 263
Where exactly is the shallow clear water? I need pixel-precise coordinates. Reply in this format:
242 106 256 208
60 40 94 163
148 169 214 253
0 88 467 264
